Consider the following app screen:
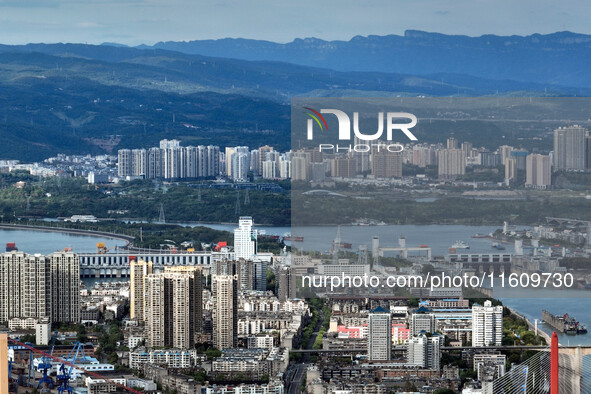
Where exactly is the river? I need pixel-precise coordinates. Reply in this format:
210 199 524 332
0 228 127 254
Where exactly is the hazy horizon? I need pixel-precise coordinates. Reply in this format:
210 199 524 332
0 0 589 46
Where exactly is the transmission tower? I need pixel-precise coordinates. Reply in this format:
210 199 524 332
235 190 241 216
244 188 250 205
197 184 202 201
158 203 165 223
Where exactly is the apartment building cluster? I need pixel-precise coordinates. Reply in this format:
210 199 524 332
117 140 292 181
123 217 301 393
313 297 503 392
0 251 80 328
288 124 591 190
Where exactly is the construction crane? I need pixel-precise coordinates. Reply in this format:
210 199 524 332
37 331 58 389
96 242 117 254
55 342 86 394
7 338 143 394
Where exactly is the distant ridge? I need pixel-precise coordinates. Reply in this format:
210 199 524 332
147 30 591 88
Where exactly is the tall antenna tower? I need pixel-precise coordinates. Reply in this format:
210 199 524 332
235 190 241 216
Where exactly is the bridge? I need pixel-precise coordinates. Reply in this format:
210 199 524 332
289 345 551 354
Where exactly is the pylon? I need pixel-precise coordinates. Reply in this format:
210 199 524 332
550 331 558 394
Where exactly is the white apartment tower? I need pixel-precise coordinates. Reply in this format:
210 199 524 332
234 216 257 260
407 334 441 370
472 300 503 347
368 306 391 361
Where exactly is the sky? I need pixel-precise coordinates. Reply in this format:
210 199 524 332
0 0 590 46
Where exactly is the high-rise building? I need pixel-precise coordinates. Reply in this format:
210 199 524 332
371 151 402 178
130 259 153 321
353 136 371 173
367 306 391 361
276 266 296 302
147 147 164 179
279 157 292 179
553 125 588 171
330 157 357 178
0 252 79 324
510 149 529 171
310 162 326 182
407 334 441 370
234 217 257 260
461 142 473 158
165 266 203 334
262 160 276 179
504 158 517 184
131 149 147 177
291 154 308 181
499 145 514 166
252 259 268 292
480 152 501 167
446 137 458 150
438 149 465 179
526 154 552 189
213 274 238 350
50 252 79 323
206 145 220 177
145 269 202 349
412 145 436 168
472 300 503 347
231 152 249 181
258 146 274 176
120 141 224 180
118 149 132 177
410 310 436 336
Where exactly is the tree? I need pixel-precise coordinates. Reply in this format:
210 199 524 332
433 389 457 394
205 348 222 360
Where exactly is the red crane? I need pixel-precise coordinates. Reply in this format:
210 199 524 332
6 338 144 394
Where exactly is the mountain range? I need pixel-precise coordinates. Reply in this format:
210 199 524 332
0 31 590 159
149 30 591 89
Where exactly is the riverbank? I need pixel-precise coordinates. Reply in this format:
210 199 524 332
507 306 551 345
0 223 134 245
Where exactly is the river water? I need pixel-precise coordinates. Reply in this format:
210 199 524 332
0 228 127 254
